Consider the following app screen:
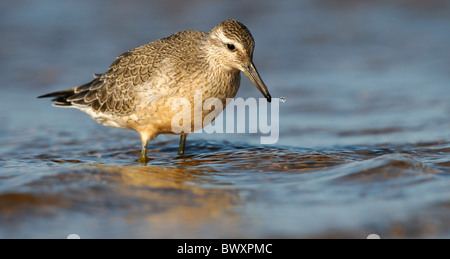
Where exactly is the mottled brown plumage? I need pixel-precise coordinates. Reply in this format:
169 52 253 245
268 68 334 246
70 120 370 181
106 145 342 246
38 20 271 163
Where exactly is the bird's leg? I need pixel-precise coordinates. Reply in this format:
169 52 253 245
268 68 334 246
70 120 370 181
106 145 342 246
178 134 187 156
137 139 150 164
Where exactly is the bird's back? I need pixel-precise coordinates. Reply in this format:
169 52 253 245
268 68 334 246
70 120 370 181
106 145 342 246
39 30 208 116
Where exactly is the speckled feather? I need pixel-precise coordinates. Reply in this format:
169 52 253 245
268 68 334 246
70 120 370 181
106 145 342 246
40 20 254 117
57 30 209 115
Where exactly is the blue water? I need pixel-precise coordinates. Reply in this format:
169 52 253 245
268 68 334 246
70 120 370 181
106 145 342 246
1 0 449 238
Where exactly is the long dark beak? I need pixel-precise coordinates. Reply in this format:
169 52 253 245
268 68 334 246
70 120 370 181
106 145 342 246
242 62 272 103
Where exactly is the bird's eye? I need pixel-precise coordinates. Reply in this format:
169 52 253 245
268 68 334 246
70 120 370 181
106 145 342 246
227 44 236 51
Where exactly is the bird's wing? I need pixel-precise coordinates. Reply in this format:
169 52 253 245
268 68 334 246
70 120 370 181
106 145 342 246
38 45 158 115
38 30 207 115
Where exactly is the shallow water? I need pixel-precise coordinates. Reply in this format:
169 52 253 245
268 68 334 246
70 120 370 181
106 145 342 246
1 0 450 238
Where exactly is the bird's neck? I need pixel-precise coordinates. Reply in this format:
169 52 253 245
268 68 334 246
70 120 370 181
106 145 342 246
197 38 241 99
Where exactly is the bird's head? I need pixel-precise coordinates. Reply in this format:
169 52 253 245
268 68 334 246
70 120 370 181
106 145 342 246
208 20 271 102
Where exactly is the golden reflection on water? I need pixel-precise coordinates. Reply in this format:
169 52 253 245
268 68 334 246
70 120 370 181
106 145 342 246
97 164 243 237
87 150 352 237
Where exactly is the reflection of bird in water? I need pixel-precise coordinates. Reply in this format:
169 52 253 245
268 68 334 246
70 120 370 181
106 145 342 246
38 20 271 163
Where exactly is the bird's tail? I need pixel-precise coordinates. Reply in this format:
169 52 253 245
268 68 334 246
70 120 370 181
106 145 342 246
37 74 102 107
37 88 76 107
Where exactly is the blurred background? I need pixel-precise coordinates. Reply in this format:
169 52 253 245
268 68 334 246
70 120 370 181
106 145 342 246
0 0 449 238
